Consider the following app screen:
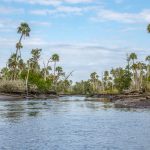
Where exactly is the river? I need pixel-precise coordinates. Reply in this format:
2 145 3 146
0 96 150 150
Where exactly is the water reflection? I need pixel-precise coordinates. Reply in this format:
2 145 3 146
0 96 148 122
0 97 112 121
28 111 40 117
1 96 150 150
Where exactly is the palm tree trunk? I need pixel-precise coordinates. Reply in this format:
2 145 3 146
53 62 56 90
26 65 30 97
16 33 23 58
14 33 23 80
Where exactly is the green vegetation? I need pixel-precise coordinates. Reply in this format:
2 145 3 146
0 23 150 96
0 23 71 95
73 53 150 95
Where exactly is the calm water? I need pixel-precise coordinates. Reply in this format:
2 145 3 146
0 96 150 150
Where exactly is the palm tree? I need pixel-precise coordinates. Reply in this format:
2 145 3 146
129 53 137 65
30 48 41 72
90 72 99 93
42 66 52 81
55 66 64 86
146 55 150 81
25 60 30 97
18 59 25 73
16 23 31 58
13 23 31 80
56 66 63 75
137 62 146 90
129 53 137 90
1 67 9 80
8 54 19 80
147 24 150 33
51 54 59 77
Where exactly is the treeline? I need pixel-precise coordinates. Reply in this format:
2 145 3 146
0 23 72 94
0 23 149 95
72 53 150 95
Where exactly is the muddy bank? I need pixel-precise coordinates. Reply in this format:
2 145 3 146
0 92 59 100
88 93 150 108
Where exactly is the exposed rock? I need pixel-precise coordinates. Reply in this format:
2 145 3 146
114 98 150 108
88 93 150 108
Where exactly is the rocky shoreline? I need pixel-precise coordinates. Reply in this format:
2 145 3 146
87 93 150 109
0 92 150 109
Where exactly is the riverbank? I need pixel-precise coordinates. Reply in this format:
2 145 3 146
1 92 150 109
87 92 150 109
0 92 59 100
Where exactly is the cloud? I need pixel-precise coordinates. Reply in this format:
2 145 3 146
0 34 148 81
64 0 94 3
30 5 95 16
30 21 52 27
0 6 24 14
3 0 61 6
3 0 94 6
93 9 150 24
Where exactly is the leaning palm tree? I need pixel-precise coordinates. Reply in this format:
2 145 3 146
16 22 31 58
13 23 31 80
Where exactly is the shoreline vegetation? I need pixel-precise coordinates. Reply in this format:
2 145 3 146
0 23 150 108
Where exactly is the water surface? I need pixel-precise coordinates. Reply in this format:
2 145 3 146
0 96 150 150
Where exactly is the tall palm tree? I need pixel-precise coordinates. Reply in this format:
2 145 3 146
90 72 99 93
13 23 30 80
51 54 59 77
16 23 31 58
129 53 137 89
137 62 146 90
146 55 150 80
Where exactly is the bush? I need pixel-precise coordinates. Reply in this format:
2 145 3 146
21 71 52 93
0 80 26 93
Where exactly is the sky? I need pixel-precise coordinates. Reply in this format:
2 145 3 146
0 0 150 81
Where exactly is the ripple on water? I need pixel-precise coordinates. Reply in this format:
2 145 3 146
0 96 150 150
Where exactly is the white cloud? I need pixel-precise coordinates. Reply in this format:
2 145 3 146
0 34 149 81
0 6 24 14
30 21 52 27
3 0 61 6
3 0 94 6
30 5 95 16
93 9 150 24
64 0 94 3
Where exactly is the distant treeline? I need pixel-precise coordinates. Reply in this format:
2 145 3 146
0 23 150 95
